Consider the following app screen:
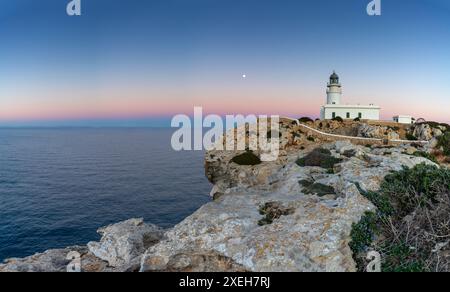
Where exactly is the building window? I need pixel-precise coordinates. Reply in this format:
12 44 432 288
346 112 350 119
332 112 336 119
358 113 362 119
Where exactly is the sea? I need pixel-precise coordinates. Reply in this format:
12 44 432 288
0 128 212 261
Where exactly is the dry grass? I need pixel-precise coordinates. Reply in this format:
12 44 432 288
351 164 450 272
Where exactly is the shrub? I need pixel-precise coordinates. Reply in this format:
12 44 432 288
231 151 262 166
258 202 295 226
332 116 344 123
355 183 394 216
353 117 361 122
350 164 450 272
349 211 378 254
299 180 336 197
298 117 314 123
380 164 449 217
437 132 450 156
296 148 342 170
405 133 418 141
307 136 315 142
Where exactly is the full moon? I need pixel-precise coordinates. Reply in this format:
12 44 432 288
242 74 246 78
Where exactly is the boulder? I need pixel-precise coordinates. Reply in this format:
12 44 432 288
0 246 109 272
413 124 433 141
87 218 164 268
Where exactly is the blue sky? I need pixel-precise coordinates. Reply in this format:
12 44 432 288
0 0 449 126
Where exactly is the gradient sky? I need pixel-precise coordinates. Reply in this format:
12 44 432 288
0 0 449 126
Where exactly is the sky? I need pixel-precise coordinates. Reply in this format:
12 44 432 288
0 0 449 126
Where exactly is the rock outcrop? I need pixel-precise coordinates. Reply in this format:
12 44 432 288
87 218 164 269
411 123 446 141
140 135 436 272
0 219 164 272
356 124 400 140
0 246 110 273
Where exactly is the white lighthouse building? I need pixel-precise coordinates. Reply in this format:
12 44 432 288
320 72 380 120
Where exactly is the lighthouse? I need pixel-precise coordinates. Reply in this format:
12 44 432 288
326 71 342 105
320 72 380 120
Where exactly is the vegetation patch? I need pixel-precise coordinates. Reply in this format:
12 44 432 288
298 117 314 123
296 148 342 170
405 133 417 141
299 180 336 197
350 164 450 272
343 149 357 158
332 116 344 123
231 151 262 166
258 202 295 226
437 131 450 156
307 136 315 142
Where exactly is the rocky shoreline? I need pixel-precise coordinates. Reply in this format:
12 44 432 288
1 119 447 272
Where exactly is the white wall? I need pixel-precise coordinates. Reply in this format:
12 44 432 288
393 116 413 124
321 107 380 120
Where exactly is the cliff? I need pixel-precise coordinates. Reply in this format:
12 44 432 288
0 119 446 272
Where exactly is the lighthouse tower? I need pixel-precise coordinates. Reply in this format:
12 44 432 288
320 71 380 120
326 71 342 105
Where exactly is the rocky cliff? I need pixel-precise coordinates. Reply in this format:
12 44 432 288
0 119 443 272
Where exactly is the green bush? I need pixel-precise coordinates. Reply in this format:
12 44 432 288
355 183 394 216
380 164 449 217
405 133 418 141
350 164 450 272
307 136 315 142
332 116 344 123
298 117 314 123
299 180 336 197
381 242 428 272
231 151 262 166
296 148 342 170
437 131 450 156
349 212 378 254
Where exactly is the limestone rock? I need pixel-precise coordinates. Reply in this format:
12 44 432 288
87 218 164 268
413 124 433 141
405 147 417 155
356 124 399 140
0 246 109 272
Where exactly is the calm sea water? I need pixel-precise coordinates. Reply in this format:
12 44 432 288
0 128 211 261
